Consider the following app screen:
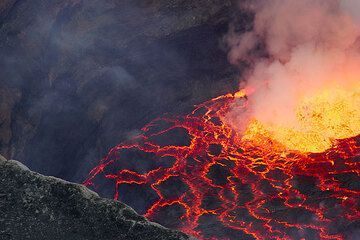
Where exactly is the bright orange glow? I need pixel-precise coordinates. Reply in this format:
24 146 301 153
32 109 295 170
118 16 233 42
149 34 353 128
242 85 360 152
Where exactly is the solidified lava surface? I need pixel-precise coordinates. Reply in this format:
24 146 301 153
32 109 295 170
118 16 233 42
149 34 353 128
85 93 360 240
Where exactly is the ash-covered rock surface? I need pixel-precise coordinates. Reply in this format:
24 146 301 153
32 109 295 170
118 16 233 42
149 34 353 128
0 155 196 240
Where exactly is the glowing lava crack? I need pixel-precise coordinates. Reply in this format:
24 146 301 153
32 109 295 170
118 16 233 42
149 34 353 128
84 90 360 240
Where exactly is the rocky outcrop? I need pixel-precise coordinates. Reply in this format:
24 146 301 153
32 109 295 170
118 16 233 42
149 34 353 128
0 155 196 240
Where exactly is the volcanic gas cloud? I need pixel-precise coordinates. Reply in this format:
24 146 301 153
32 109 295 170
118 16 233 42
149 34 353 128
85 1 360 239
226 0 360 153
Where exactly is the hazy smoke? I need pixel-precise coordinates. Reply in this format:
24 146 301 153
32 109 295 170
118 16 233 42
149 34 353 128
227 0 360 129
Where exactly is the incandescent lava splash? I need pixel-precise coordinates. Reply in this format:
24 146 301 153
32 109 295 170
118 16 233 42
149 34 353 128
241 85 360 153
84 87 360 240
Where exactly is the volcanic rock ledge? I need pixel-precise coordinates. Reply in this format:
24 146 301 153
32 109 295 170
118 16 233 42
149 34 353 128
0 155 196 240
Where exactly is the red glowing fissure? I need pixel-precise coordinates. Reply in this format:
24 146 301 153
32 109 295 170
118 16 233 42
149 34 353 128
84 92 360 240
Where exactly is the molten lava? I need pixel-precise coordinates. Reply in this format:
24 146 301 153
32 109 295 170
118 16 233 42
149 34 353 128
242 86 360 153
84 89 360 240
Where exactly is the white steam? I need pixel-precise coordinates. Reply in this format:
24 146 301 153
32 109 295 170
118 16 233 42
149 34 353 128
227 0 360 129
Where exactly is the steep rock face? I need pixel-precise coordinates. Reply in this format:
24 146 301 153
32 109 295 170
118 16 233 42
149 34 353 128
0 155 196 240
0 0 236 182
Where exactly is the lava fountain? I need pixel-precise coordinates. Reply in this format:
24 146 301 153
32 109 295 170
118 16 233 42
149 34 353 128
84 0 360 239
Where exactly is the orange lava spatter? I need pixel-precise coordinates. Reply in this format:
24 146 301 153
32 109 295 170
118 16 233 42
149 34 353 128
84 91 360 240
242 87 360 153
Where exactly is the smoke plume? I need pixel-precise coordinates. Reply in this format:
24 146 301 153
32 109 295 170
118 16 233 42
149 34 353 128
226 0 360 133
